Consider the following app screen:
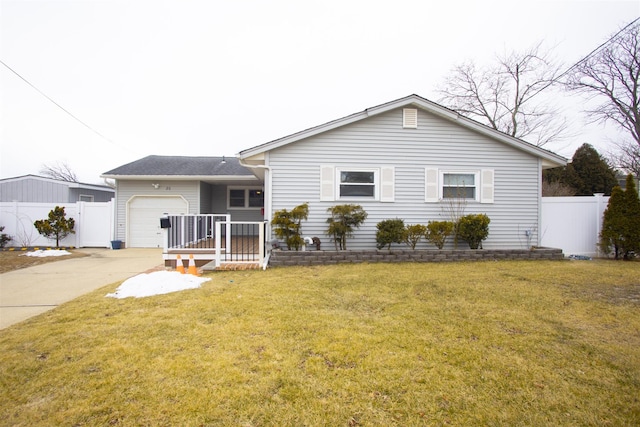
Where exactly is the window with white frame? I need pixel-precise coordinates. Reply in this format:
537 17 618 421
338 169 377 199
425 167 494 204
228 188 264 208
441 172 478 200
320 165 395 202
79 194 94 202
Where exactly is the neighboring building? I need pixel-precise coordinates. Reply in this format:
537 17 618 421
101 156 262 248
0 174 115 203
104 94 567 249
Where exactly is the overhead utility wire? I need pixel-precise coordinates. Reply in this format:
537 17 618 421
0 59 119 147
557 17 640 79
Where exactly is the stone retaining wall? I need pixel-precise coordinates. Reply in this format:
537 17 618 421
269 247 564 267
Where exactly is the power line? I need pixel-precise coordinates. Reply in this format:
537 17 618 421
558 17 640 79
0 59 117 145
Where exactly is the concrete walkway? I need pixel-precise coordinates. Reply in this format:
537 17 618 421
0 248 163 330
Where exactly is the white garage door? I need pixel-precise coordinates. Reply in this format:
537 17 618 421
128 196 188 247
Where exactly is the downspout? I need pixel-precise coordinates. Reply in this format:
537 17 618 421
238 157 272 270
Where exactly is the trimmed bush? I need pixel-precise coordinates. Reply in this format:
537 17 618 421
457 214 490 249
404 224 427 250
425 221 454 249
376 218 406 250
271 203 309 250
326 204 368 250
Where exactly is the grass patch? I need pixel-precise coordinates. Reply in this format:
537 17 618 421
0 250 87 273
1 260 639 425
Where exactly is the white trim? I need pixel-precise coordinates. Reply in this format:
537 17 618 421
237 94 567 168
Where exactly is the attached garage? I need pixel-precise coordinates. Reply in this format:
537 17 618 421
127 196 188 247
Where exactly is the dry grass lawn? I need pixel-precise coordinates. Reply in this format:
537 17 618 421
0 249 87 274
0 259 638 426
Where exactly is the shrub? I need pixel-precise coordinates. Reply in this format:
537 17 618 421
376 218 405 250
326 204 367 250
425 221 454 249
457 214 490 249
0 226 12 248
33 206 76 248
404 224 427 250
271 203 309 250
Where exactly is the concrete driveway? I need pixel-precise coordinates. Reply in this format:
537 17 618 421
0 248 164 330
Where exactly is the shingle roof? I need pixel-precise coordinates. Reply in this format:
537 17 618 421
102 155 254 177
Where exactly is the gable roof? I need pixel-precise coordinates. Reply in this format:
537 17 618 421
101 155 257 181
237 94 567 169
0 174 114 192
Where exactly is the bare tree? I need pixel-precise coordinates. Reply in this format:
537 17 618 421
607 140 640 176
565 20 640 147
39 161 78 182
438 42 568 147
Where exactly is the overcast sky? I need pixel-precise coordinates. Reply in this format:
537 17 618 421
1 0 638 184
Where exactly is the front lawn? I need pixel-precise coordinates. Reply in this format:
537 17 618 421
0 260 638 426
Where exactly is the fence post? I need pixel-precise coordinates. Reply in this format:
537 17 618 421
214 220 221 268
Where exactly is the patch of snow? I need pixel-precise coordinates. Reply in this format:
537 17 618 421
22 249 72 258
106 271 211 299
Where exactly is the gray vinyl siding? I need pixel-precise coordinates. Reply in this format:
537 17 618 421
267 107 541 250
114 180 200 242
199 182 213 213
69 188 115 202
0 177 114 202
0 179 67 202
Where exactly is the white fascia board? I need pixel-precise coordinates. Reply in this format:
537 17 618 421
99 175 260 182
237 94 566 168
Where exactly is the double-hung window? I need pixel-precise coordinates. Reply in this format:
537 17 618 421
441 172 477 200
320 165 394 202
339 170 376 198
425 168 494 204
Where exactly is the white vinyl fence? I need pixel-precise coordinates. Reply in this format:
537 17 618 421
540 194 608 257
0 200 115 248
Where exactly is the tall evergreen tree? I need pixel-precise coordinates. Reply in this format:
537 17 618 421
543 144 618 196
569 144 618 195
600 174 640 259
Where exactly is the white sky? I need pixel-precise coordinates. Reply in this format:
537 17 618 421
1 0 638 184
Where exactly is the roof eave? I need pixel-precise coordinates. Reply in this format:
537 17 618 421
100 174 259 181
237 94 567 166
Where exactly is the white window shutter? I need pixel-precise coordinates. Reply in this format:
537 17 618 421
403 108 418 128
480 169 494 204
380 167 395 202
320 165 335 201
425 167 439 202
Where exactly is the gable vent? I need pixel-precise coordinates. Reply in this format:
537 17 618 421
403 108 418 128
